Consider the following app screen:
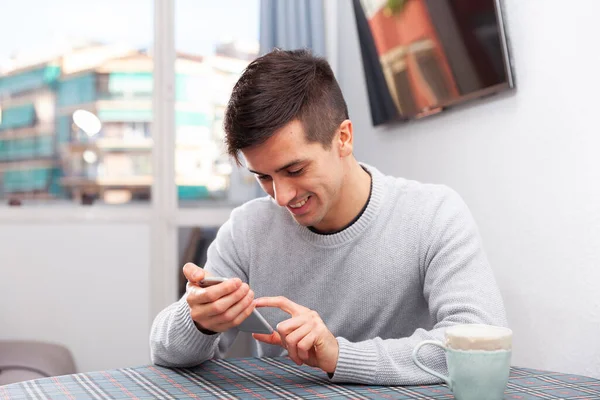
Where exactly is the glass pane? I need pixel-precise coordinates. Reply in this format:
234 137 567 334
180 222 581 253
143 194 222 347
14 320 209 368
0 0 153 205
175 0 260 207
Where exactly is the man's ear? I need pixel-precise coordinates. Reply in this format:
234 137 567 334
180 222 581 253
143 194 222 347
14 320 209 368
337 120 353 157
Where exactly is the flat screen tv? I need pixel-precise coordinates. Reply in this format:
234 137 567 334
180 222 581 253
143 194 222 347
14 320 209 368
352 0 515 125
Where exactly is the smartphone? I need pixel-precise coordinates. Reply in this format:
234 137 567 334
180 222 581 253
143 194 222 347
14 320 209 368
198 277 274 335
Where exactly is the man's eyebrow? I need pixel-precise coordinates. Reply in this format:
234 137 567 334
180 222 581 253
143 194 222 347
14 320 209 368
248 159 306 175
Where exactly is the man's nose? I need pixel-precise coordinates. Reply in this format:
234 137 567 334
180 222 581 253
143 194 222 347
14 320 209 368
273 179 296 207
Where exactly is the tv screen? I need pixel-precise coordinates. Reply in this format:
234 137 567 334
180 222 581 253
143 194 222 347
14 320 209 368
352 0 514 125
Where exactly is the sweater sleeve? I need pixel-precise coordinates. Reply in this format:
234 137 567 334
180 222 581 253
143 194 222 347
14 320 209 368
331 187 508 385
149 210 249 367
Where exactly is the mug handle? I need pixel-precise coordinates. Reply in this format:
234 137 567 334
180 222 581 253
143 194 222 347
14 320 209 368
412 340 452 387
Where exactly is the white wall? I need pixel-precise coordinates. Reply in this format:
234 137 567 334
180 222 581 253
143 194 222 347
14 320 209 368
337 0 600 378
0 223 151 373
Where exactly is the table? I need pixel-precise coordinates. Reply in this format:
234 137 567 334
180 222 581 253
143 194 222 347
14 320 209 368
2 357 599 399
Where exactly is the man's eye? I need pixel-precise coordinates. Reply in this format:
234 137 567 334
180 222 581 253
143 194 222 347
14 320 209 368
288 168 304 176
257 175 271 181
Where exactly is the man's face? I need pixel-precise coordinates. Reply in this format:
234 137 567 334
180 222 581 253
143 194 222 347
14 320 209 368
241 120 347 231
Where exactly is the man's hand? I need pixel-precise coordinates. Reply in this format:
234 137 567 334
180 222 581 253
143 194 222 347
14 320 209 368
252 296 339 374
183 263 255 333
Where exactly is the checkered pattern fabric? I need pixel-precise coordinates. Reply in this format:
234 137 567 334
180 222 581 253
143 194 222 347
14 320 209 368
2 357 599 399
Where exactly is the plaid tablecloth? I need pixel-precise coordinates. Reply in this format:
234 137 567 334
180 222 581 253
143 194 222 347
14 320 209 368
2 357 599 399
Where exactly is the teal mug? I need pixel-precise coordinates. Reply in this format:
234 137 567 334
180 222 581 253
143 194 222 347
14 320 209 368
412 324 513 400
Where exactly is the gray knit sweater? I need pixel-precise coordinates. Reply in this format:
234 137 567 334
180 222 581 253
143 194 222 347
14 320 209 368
149 164 507 385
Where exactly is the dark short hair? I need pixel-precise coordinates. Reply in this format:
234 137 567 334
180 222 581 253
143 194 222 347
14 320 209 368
224 49 349 165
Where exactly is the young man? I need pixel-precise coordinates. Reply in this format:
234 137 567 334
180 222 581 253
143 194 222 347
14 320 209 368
150 49 507 385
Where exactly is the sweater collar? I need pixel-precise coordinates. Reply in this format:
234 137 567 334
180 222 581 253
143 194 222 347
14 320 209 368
293 163 386 247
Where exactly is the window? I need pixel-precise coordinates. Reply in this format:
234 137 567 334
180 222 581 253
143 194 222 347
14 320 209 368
0 0 153 205
0 0 261 207
175 0 261 206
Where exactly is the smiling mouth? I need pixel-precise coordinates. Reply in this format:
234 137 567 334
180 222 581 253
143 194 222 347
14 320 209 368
288 196 310 209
